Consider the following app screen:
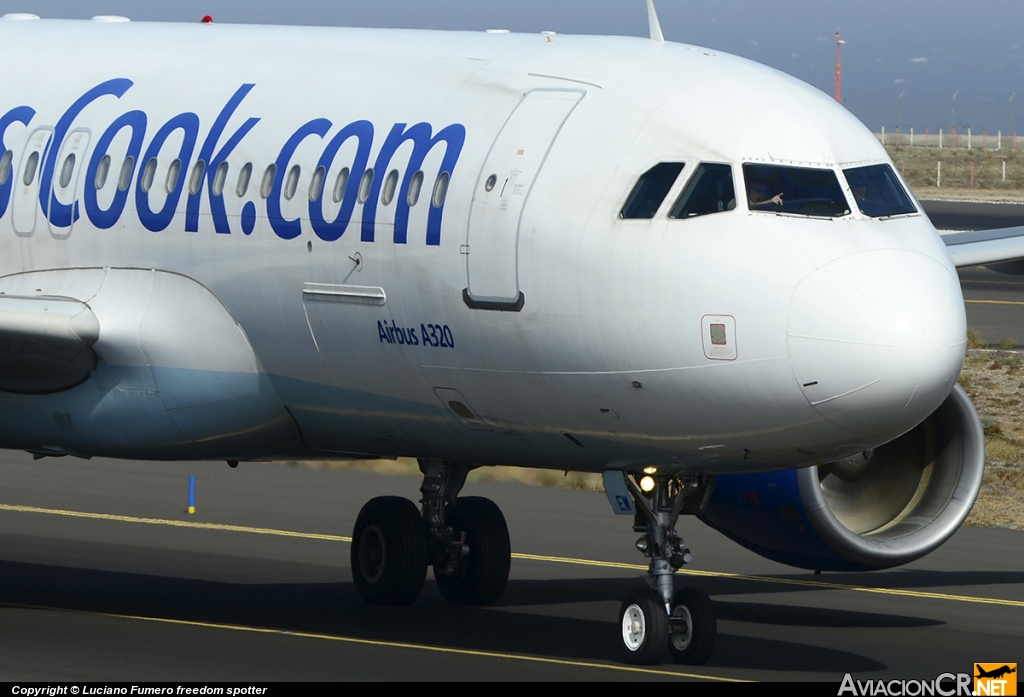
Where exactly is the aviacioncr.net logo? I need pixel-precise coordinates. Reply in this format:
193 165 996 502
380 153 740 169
839 673 974 696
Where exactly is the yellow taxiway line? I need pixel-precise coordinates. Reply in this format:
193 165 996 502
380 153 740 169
0 599 744 681
1 502 1022 609
964 298 1024 306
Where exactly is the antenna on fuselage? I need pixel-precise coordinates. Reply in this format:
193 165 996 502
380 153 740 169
647 0 665 43
835 32 846 103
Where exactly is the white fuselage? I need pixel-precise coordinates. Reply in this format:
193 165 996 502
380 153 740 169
0 18 966 473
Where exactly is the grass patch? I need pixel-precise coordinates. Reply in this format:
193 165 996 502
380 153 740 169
886 144 1024 193
967 327 987 349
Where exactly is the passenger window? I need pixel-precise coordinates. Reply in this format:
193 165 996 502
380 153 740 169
260 164 276 199
332 168 350 203
236 162 252 197
118 156 134 192
407 170 424 206
432 172 450 208
620 162 685 219
212 161 229 197
309 165 326 201
0 149 12 186
165 158 181 193
59 153 76 189
189 161 206 195
669 163 736 219
357 168 374 204
22 151 39 187
283 165 300 201
94 155 111 190
381 169 399 206
843 164 917 218
140 157 157 193
743 163 850 218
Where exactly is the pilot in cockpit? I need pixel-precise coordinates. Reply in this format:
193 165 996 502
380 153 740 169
747 180 784 209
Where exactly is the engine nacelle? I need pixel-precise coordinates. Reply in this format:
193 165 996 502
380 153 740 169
697 385 985 571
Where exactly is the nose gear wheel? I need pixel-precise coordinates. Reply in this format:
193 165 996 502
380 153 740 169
619 587 668 664
668 587 716 664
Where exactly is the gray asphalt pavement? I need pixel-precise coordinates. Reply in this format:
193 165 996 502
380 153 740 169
923 199 1024 345
921 199 1024 232
0 452 1020 682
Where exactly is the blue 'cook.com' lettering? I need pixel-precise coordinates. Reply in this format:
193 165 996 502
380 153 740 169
0 79 465 245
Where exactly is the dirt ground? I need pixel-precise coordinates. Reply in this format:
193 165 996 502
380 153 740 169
958 340 1024 530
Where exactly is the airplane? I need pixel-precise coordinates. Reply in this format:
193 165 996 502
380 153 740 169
975 666 1017 680
1 0 1022 668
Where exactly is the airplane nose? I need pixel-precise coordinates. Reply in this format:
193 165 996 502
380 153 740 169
788 249 966 439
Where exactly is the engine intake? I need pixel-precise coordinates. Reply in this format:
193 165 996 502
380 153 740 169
697 385 985 571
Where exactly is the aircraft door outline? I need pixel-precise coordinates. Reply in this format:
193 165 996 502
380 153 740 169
48 128 91 239
464 88 585 311
13 128 54 237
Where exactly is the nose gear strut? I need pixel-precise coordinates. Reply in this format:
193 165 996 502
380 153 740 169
618 473 716 665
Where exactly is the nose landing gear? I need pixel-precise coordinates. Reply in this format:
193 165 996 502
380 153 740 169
616 474 717 665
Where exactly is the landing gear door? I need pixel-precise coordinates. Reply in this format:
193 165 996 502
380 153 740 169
464 89 584 311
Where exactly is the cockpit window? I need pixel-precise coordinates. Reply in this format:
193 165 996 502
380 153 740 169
843 164 917 218
669 163 736 219
743 163 850 218
620 162 685 219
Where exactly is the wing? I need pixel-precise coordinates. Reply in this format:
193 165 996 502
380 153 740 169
0 295 100 394
943 226 1024 268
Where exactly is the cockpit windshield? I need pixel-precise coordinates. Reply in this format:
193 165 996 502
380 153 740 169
669 163 736 219
843 164 917 218
743 163 850 218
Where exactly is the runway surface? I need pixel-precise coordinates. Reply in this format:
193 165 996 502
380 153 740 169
0 452 1021 682
0 199 1022 682
921 199 1024 233
923 199 1024 345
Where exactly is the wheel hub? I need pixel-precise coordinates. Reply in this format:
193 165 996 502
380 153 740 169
622 603 646 651
358 524 386 583
669 604 693 651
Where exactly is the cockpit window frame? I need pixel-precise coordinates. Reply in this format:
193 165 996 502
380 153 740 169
668 162 737 220
841 163 919 220
619 162 686 220
741 162 852 220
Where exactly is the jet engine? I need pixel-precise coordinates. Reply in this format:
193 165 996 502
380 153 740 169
697 385 985 571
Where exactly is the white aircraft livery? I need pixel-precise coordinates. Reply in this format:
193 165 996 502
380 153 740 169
0 4 1019 665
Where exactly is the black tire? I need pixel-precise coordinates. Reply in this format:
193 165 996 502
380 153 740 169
351 496 428 605
434 496 511 605
618 587 668 665
667 587 716 665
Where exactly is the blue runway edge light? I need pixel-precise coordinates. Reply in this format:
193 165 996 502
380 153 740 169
188 474 196 515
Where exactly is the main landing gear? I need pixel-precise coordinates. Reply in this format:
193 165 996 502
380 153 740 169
350 459 511 606
617 473 716 665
